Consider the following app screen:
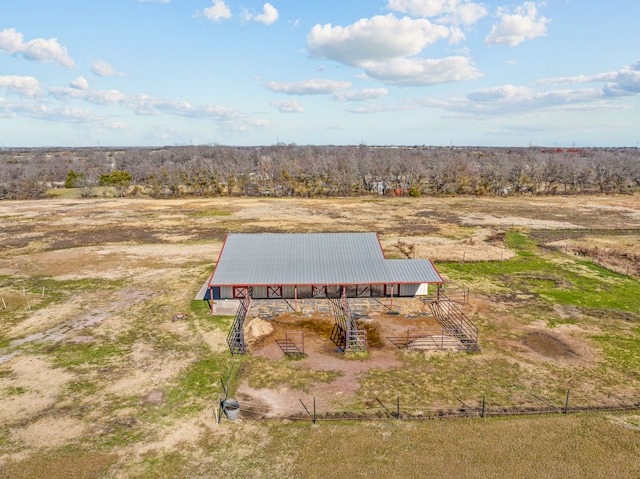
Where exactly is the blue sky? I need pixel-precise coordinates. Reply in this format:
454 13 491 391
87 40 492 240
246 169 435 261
1 0 639 147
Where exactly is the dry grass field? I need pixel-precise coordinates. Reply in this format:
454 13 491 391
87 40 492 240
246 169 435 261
1 194 640 478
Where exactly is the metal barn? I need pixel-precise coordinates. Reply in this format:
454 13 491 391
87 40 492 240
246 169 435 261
198 232 443 302
196 233 450 355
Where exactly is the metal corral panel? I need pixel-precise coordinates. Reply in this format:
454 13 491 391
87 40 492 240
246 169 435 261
208 233 443 288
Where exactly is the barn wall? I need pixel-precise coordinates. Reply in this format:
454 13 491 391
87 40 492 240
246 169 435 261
215 283 430 299
251 286 268 299
416 283 429 296
297 286 313 298
399 284 420 296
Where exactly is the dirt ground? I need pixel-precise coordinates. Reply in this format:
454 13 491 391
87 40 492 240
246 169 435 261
0 194 639 476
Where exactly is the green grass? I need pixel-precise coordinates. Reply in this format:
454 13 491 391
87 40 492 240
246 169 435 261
187 209 232 217
240 356 342 393
0 276 123 319
4 385 28 396
592 326 640 379
0 449 117 479
160 351 236 416
53 342 129 368
440 244 640 313
136 453 191 479
359 354 524 409
283 414 640 479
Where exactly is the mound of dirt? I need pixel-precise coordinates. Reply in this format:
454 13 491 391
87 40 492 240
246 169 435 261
244 317 274 345
523 332 575 358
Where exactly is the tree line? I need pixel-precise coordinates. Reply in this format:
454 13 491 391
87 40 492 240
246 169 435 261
0 144 638 200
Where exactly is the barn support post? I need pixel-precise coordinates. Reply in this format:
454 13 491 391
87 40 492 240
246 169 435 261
209 287 214 314
294 286 298 311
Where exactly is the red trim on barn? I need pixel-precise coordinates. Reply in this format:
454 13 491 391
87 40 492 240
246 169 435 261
207 233 229 288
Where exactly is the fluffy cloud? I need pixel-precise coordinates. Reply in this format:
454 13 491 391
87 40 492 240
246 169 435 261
463 85 601 114
203 0 232 22
364 56 482 86
266 78 352 95
539 61 640 98
332 88 389 101
271 99 304 113
306 14 479 88
49 86 126 104
254 3 279 25
45 82 267 131
386 0 487 25
485 2 549 46
70 76 89 91
474 62 640 113
267 78 389 103
91 60 125 77
0 28 75 68
0 76 44 98
307 15 451 67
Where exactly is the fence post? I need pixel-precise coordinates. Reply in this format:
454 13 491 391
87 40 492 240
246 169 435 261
397 396 400 419
564 389 570 414
313 396 316 424
481 394 485 418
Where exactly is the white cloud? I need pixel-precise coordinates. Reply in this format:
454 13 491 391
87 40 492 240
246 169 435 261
271 99 304 113
70 76 89 90
332 88 389 102
485 2 550 47
254 3 279 25
266 78 352 95
86 90 128 105
0 76 44 98
465 84 601 114
0 28 75 68
307 14 451 67
538 61 640 97
386 0 487 25
0 98 48 118
364 56 482 86
49 86 85 100
47 83 266 130
91 60 125 77
203 0 232 22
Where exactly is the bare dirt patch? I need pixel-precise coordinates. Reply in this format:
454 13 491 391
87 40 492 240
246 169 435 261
12 416 87 449
0 356 73 424
523 331 575 359
237 304 447 413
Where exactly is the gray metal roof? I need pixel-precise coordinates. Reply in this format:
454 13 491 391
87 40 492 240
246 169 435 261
208 233 443 287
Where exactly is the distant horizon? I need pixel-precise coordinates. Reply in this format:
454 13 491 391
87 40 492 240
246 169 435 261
2 1 639 147
3 143 639 151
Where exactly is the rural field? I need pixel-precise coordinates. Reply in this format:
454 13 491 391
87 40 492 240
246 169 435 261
1 194 640 478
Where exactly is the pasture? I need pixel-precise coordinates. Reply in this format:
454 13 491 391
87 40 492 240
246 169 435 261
1 195 639 478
